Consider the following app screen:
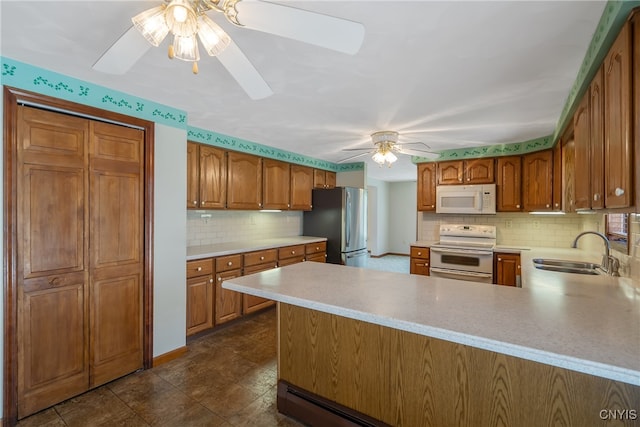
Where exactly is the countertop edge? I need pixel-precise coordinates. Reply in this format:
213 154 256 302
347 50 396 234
187 236 328 260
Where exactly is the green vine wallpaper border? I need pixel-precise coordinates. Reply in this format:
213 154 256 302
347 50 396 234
188 126 364 172
1 57 187 128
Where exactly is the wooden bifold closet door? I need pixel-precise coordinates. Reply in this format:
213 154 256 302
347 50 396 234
16 105 144 418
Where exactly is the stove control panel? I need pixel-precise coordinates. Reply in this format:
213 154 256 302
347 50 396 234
439 224 497 239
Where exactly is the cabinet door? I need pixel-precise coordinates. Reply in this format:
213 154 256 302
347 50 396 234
464 158 494 184
227 152 263 209
263 159 291 210
199 145 227 209
495 253 520 287
496 156 522 212
589 66 605 209
242 263 276 314
290 165 313 210
417 163 437 211
186 142 199 209
437 160 463 184
573 91 591 210
313 169 326 189
186 274 214 336
215 270 242 324
552 142 563 211
522 150 553 211
325 171 337 188
603 22 632 209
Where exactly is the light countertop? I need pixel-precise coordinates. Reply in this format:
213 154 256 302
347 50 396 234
187 236 327 260
223 251 640 386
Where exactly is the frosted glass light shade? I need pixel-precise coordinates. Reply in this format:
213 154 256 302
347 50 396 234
165 0 198 37
132 4 169 47
198 15 231 56
172 34 200 62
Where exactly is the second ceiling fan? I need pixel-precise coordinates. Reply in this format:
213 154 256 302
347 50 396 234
93 0 365 100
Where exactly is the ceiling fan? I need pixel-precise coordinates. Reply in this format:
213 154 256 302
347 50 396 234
339 131 440 167
92 0 365 100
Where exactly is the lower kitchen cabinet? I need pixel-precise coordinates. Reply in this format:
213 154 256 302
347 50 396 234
242 249 278 314
186 259 214 336
279 244 306 266
494 253 521 287
410 246 430 276
215 254 243 325
305 241 327 263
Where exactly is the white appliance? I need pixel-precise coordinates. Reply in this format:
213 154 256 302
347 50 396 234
430 224 496 283
436 184 496 214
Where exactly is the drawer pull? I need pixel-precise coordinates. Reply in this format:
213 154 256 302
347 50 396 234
614 187 625 197
192 201 197 205
417 252 422 256
291 250 296 255
260 256 265 261
227 261 233 266
218 277 222 282
209 278 214 283
197 266 202 271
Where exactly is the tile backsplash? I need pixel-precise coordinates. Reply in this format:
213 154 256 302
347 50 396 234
187 210 303 247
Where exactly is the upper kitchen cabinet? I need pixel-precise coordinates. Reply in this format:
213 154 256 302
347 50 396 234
589 67 605 210
313 169 336 189
187 142 227 209
437 159 494 185
263 159 291 210
227 152 263 210
522 150 553 211
573 89 592 210
417 163 437 211
634 11 640 208
552 140 563 211
496 156 522 212
290 165 313 210
603 20 633 209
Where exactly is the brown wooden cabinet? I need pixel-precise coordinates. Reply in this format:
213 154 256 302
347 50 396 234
313 169 336 189
417 163 437 211
186 259 214 336
589 66 605 210
494 253 521 287
552 141 563 211
603 21 633 209
242 249 278 314
573 90 592 210
16 107 144 417
437 159 494 185
290 165 313 210
214 254 243 324
496 156 522 212
227 152 263 210
278 245 306 266
409 246 430 276
187 142 227 209
305 241 327 263
263 159 291 210
522 150 553 211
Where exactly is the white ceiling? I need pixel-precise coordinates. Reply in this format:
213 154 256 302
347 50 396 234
0 0 607 181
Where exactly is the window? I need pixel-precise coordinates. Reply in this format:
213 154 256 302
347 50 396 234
605 213 629 254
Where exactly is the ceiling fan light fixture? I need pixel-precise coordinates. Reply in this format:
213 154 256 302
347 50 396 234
131 4 169 47
172 34 200 62
198 15 231 56
165 0 198 37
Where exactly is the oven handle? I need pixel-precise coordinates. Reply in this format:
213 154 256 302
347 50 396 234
430 247 493 256
430 267 493 278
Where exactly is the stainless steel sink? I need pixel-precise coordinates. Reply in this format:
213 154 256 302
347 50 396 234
532 258 601 275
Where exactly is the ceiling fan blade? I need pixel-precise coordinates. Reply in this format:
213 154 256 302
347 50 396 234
93 26 151 74
398 148 440 159
400 141 432 149
234 0 365 55
337 151 373 163
342 147 375 152
217 39 274 100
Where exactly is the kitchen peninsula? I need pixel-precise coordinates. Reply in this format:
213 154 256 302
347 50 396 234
224 259 640 426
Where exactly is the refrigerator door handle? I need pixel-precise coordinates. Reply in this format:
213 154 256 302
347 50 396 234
345 190 351 248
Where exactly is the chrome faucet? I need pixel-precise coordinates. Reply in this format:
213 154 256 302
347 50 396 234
571 231 620 276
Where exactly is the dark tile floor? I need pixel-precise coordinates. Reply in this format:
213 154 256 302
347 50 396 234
17 308 304 427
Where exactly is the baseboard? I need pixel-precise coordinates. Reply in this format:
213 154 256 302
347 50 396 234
152 346 188 367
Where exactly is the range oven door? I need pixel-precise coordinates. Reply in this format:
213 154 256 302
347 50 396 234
429 246 494 283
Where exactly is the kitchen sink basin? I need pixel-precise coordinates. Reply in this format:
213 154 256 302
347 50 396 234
532 258 601 275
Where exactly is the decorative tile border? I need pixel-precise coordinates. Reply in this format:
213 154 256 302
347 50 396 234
188 126 365 172
553 1 640 140
413 135 554 163
1 57 187 128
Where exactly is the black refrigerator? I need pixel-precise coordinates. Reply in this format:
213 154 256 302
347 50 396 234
303 187 368 267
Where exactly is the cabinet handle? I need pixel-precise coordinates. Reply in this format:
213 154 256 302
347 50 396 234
316 247 320 251
209 278 214 283
192 201 197 205
554 203 559 207
593 193 600 201
516 204 520 208
291 250 296 255
197 266 202 271
227 261 233 266
260 256 265 261
614 187 625 197
498 258 502 262
431 204 435 208
417 252 422 256
546 204 550 208
218 277 222 281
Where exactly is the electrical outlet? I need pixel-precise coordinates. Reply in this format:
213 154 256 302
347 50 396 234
505 220 513 229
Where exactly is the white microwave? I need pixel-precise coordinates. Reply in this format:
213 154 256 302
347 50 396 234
436 184 496 214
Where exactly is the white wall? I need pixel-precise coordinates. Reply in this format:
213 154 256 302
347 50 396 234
337 168 366 188
388 181 417 255
367 178 389 256
153 124 187 357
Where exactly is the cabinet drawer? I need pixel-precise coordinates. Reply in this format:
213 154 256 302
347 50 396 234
244 249 278 267
216 254 243 272
279 245 305 260
186 258 214 278
305 241 327 255
410 246 429 260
